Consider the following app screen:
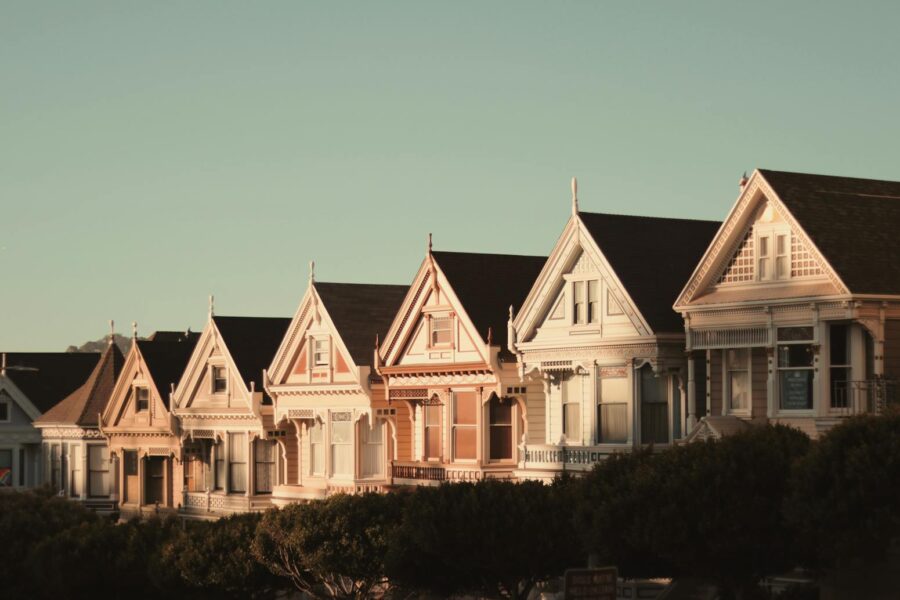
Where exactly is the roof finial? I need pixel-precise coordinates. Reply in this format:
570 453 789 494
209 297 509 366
427 232 433 255
571 177 579 216
208 294 215 319
108 320 115 346
1 353 6 377
309 260 315 285
739 171 749 189
374 333 380 350
487 326 493 345
508 305 514 322
132 321 138 340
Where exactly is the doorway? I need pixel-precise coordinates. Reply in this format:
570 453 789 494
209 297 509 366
145 457 165 505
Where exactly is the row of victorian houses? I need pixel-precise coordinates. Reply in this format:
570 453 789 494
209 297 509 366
2 168 899 518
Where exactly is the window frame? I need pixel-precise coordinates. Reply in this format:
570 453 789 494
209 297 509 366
330 413 354 477
725 348 751 415
211 365 228 395
87 444 111 499
776 327 816 413
451 392 478 462
309 421 326 476
562 375 583 444
227 432 248 494
423 399 442 461
135 386 150 413
488 395 514 462
313 338 330 368
429 315 454 348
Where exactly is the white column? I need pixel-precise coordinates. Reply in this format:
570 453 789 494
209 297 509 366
543 376 552 445
687 354 697 429
246 433 254 498
588 363 598 445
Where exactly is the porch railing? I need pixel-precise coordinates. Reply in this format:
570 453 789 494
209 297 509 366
390 462 486 483
830 379 898 416
521 444 611 470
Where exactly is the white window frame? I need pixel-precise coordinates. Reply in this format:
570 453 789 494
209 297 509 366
569 278 601 326
429 315 454 348
87 444 110 499
562 375 583 444
135 386 150 413
724 348 751 415
330 414 354 477
775 326 816 414
309 421 325 476
756 225 791 283
210 364 228 395
451 392 478 463
313 338 330 368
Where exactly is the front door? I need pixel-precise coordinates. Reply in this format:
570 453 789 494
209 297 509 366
123 451 139 504
145 457 165 505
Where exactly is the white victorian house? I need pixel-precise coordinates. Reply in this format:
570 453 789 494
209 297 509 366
510 182 720 479
676 169 900 440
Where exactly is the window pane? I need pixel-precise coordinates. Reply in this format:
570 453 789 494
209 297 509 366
726 348 748 369
309 422 323 443
332 445 353 476
454 393 477 425
776 234 786 254
599 403 628 444
777 327 814 342
778 344 813 368
425 403 441 426
729 371 749 410
574 281 585 324
489 399 512 425
759 236 769 256
229 433 247 461
454 427 476 460
563 402 581 441
425 419 441 460
588 281 599 323
489 425 512 460
331 421 352 444
780 370 813 410
361 420 384 478
830 324 849 366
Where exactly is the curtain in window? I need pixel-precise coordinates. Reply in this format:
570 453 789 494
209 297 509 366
453 392 477 460
424 403 442 460
331 420 353 476
309 422 325 475
254 439 276 494
563 376 582 443
229 433 247 493
88 445 110 498
360 418 384 478
70 445 82 497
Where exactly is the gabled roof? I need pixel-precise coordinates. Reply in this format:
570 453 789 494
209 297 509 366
579 212 721 332
759 169 900 295
136 331 201 408
212 316 291 390
315 282 409 367
432 251 547 352
1 352 101 413
35 343 124 427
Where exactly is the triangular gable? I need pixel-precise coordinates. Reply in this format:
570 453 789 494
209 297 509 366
379 256 490 369
172 320 253 412
0 376 42 421
675 170 849 308
514 215 654 342
265 283 360 388
102 345 172 430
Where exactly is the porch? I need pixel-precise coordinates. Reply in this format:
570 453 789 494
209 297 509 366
389 461 514 485
181 490 273 516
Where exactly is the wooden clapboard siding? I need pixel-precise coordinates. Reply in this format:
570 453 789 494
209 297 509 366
751 347 768 419
709 351 723 416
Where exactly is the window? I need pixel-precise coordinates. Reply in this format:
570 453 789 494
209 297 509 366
212 366 227 394
314 339 330 367
0 450 11 487
136 387 149 412
228 432 247 493
0 398 9 422
573 281 585 324
430 316 453 346
309 422 325 476
452 392 477 461
775 234 789 280
71 445 82 497
50 444 61 491
182 441 209 493
489 396 513 460
88 445 110 498
331 415 353 476
587 281 599 323
255 439 276 494
360 418 384 478
830 324 851 409
777 327 814 410
726 349 750 411
598 376 628 444
640 365 669 444
758 234 771 281
424 400 442 460
215 440 226 490
563 376 582 442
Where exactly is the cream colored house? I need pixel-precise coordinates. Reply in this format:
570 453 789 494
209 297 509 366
676 169 900 440
171 313 290 517
510 184 720 479
263 279 409 503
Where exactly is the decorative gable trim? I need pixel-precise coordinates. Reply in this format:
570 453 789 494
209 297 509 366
512 214 654 341
675 170 850 308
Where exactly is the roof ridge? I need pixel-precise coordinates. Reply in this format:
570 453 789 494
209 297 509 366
579 210 720 224
431 249 546 259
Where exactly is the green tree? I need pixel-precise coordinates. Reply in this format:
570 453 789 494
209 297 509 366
577 425 810 599
786 414 900 571
385 479 580 599
254 493 401 598
160 512 288 599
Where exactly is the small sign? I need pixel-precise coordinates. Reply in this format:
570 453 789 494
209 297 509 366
564 566 618 600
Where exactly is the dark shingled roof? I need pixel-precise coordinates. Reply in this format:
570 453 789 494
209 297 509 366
314 282 409 367
137 331 201 408
2 352 101 414
431 251 547 353
36 343 125 427
760 169 900 295
213 316 291 391
579 212 721 333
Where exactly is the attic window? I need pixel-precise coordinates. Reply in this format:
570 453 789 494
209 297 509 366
430 316 453 346
135 387 149 412
212 366 227 394
314 339 330 367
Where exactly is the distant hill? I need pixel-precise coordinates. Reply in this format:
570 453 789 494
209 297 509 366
66 334 135 355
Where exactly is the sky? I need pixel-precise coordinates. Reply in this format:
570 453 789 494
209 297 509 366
3 1 900 350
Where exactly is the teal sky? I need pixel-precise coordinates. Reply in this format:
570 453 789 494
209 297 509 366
3 1 900 350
